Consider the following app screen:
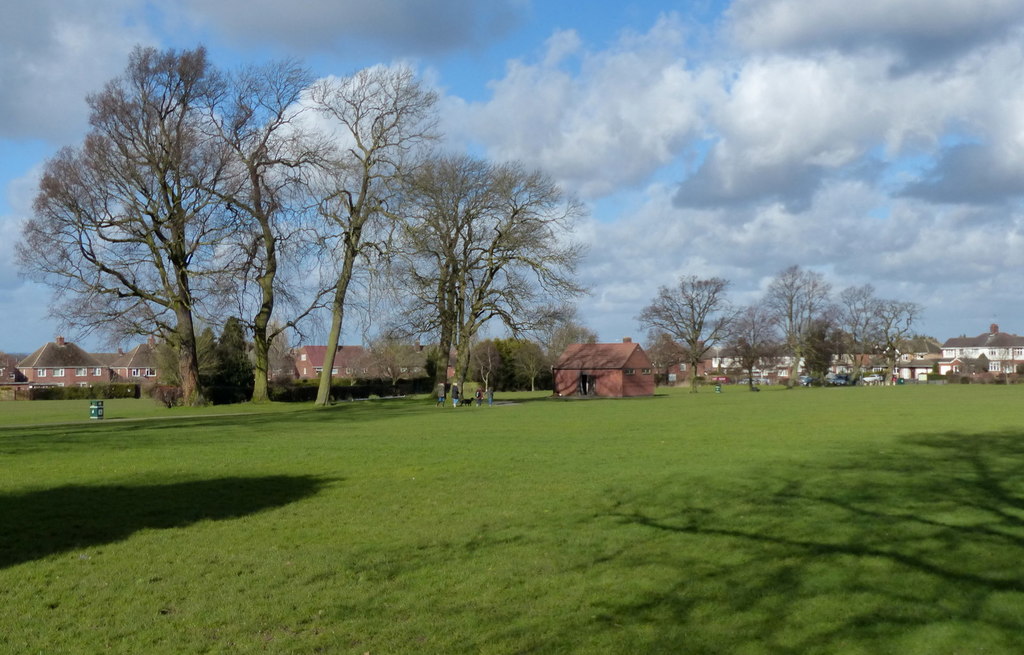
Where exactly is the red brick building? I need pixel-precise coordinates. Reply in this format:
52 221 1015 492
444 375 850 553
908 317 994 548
17 337 112 387
553 339 656 397
293 345 372 380
96 338 160 382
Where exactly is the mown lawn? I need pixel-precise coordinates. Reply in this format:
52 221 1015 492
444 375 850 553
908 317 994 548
2 385 1024 653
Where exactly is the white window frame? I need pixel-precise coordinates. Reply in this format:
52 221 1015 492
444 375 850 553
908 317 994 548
76 367 87 376
37 368 47 377
54 368 65 377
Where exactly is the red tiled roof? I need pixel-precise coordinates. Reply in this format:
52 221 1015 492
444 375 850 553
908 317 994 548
18 341 103 368
554 342 650 370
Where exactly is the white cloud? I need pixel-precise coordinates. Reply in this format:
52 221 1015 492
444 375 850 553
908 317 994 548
0 0 153 142
448 14 720 198
727 0 1024 67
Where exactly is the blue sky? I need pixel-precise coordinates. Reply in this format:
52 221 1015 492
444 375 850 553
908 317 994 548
4 0 1024 353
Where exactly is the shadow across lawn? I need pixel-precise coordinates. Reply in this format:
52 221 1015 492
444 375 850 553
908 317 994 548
0 475 329 569
593 430 1024 653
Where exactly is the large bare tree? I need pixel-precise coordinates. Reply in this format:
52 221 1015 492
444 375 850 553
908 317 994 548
876 299 921 383
764 266 833 388
837 283 882 377
307 66 438 406
18 46 229 405
727 304 783 390
395 153 587 388
207 59 330 402
637 276 733 393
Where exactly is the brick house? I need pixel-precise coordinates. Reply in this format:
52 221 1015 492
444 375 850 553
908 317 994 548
96 338 160 383
293 344 430 381
17 337 112 387
938 324 1024 376
1 353 27 383
294 345 372 380
553 339 655 397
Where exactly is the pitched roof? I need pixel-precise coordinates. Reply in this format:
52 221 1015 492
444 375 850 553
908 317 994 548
943 329 1024 349
104 342 159 369
904 336 943 355
554 342 650 370
18 341 103 368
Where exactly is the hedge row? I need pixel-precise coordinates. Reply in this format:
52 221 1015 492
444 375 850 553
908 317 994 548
5 383 142 401
269 377 434 402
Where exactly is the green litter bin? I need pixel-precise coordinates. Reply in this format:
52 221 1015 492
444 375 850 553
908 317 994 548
89 400 104 420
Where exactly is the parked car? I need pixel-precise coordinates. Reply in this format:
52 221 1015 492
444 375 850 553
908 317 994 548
861 374 883 384
738 377 771 385
828 374 850 386
799 375 816 387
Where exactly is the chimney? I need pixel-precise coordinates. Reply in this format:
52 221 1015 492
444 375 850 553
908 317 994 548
991 324 999 334
148 335 156 346
622 337 632 343
55 336 65 346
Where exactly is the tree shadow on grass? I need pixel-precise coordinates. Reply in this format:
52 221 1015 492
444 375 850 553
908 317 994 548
0 475 330 569
593 430 1024 653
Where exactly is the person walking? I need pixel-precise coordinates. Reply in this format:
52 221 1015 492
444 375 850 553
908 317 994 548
487 387 494 407
451 383 460 408
436 382 446 407
474 386 483 406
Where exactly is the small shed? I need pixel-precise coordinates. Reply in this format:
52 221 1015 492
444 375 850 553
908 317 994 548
552 339 655 398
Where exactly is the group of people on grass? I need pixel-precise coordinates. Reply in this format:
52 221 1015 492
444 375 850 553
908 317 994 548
436 382 493 407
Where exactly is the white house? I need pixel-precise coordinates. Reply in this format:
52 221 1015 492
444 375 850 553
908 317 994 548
938 324 1024 375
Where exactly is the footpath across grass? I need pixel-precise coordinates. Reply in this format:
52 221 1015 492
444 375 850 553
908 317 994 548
2 385 1024 653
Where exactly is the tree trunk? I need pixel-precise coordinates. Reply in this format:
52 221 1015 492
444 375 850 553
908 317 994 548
252 328 270 403
174 305 204 406
250 213 277 403
315 304 344 406
315 230 359 407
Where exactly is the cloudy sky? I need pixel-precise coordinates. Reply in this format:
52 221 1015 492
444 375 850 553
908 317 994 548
3 0 1024 353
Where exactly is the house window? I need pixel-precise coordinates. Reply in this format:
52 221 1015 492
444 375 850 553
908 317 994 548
145 368 155 376
625 368 636 375
130 368 140 377
54 368 65 377
301 353 307 361
37 369 47 377
990 362 1002 372
78 382 89 388
93 367 102 376
641 368 652 375
76 368 87 376
345 368 352 374
331 368 338 375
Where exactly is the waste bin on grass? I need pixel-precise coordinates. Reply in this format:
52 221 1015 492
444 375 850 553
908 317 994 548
89 400 104 420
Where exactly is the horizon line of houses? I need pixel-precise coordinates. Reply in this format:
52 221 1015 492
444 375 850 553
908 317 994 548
2 324 1021 393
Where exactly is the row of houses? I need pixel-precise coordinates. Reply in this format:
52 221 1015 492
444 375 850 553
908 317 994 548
551 325 1024 399
0 339 428 389
1 336 160 387
3 324 1021 396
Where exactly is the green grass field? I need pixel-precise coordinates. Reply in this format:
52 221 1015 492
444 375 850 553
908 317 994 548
3 385 1024 653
